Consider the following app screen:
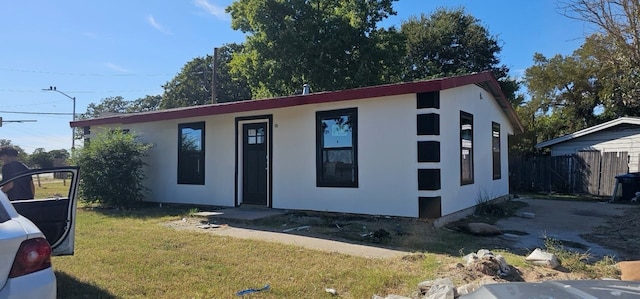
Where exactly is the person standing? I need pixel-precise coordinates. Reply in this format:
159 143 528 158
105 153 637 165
0 146 34 200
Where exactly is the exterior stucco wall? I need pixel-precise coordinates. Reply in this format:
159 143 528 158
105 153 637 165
86 83 515 218
270 94 417 216
436 85 514 216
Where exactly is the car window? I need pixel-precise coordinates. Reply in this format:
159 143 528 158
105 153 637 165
1 170 74 202
31 171 74 200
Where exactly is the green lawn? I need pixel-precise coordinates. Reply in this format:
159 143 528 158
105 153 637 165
52 206 449 298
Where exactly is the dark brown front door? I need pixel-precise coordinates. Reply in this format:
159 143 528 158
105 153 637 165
242 123 268 205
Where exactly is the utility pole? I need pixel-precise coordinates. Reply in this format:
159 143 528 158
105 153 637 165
212 47 218 104
42 86 76 149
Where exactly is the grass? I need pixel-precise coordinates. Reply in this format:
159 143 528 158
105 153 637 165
32 176 71 199
49 199 624 298
52 205 452 298
542 237 619 279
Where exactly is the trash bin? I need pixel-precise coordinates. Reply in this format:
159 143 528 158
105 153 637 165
612 172 640 202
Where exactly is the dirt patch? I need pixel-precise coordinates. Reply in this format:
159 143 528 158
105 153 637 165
165 199 640 283
582 204 640 260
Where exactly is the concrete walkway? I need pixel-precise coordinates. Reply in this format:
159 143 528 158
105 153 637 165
206 226 411 259
189 206 411 259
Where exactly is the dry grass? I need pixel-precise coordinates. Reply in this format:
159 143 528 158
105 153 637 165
51 199 630 298
53 206 449 298
32 177 71 199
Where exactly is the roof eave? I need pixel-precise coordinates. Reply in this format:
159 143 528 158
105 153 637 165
535 117 640 148
71 71 523 132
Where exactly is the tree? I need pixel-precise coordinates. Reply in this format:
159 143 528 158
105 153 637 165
161 44 251 108
226 0 403 98
215 44 253 103
48 149 70 160
71 129 152 208
400 8 519 102
28 148 54 168
80 96 131 119
80 95 162 119
561 0 640 66
129 95 162 113
561 0 640 115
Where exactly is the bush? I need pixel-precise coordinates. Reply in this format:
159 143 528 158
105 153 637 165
71 129 152 208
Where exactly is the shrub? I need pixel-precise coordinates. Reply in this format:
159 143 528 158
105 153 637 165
71 129 152 208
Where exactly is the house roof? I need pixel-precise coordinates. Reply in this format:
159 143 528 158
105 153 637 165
535 117 640 148
71 71 524 132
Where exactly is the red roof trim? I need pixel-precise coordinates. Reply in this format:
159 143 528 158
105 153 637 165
71 71 523 132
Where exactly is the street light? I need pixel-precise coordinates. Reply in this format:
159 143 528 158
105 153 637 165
42 86 76 149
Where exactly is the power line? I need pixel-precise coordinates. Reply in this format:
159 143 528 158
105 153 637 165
0 88 162 94
0 110 73 116
0 67 173 77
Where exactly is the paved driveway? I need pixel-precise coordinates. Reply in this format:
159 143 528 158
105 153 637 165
494 198 635 259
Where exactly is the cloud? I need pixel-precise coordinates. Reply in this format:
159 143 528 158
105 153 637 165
104 62 132 73
147 15 172 35
194 0 229 20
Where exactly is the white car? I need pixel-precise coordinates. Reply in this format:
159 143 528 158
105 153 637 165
0 167 79 299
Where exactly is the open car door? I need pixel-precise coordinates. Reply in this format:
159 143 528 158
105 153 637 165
0 166 80 256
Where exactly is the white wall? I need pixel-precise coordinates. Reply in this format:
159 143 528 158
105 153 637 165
270 94 418 216
87 84 515 218
437 85 514 216
549 127 640 172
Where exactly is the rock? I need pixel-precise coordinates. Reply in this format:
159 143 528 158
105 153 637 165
617 261 640 281
423 284 455 299
525 248 560 269
418 277 454 294
375 295 412 299
463 222 502 236
462 250 511 277
456 283 478 296
516 212 535 219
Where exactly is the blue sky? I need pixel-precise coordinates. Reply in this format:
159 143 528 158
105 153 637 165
0 0 592 153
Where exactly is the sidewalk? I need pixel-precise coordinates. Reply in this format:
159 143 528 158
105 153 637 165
206 225 411 259
189 207 411 258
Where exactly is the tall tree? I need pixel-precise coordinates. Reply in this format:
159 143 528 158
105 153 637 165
524 51 602 135
561 0 640 66
28 148 54 168
80 96 130 119
161 56 214 108
130 95 162 113
400 8 519 102
161 44 251 109
226 0 403 98
561 0 640 115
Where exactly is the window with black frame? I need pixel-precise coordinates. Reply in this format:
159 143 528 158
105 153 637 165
316 108 358 187
178 122 205 185
492 122 501 180
460 111 474 185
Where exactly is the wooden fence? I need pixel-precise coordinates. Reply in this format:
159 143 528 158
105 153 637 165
509 152 629 196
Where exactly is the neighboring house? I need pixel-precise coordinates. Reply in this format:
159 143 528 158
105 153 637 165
71 72 523 220
535 117 640 172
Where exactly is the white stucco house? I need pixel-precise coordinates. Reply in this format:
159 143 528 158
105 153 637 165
71 72 522 220
536 117 640 172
